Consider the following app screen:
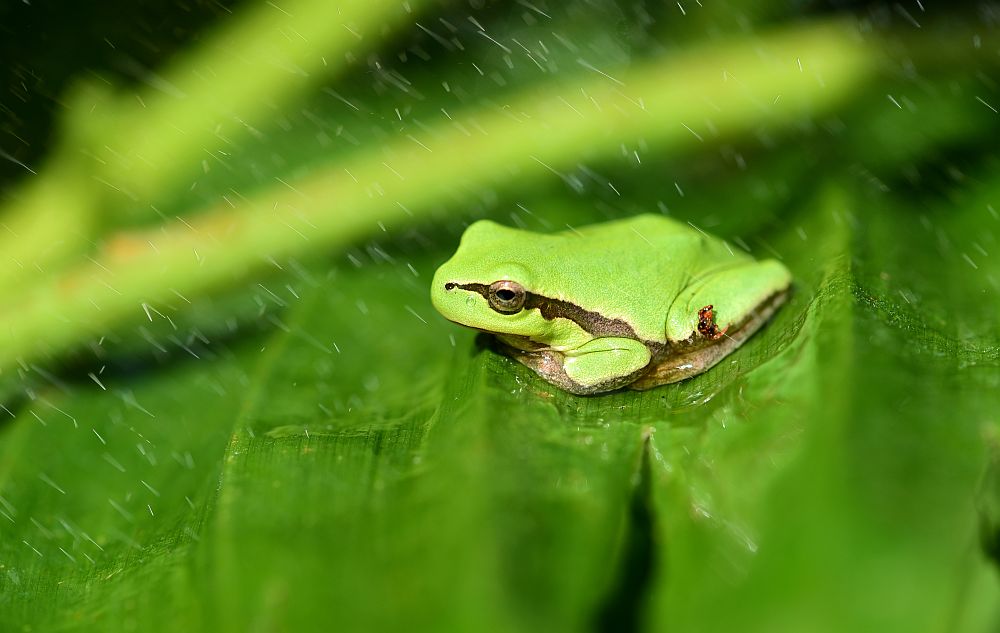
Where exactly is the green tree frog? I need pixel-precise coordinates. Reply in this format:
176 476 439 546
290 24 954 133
431 215 791 395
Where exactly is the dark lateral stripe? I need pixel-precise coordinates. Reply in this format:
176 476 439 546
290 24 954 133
448 282 638 339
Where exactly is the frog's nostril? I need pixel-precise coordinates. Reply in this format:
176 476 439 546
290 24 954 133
445 282 456 290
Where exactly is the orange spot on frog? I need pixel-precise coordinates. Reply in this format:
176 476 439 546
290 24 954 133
697 304 726 340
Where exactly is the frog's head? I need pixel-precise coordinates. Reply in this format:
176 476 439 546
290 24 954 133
431 220 557 341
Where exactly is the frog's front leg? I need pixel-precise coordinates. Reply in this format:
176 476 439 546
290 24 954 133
561 337 652 394
500 336 651 395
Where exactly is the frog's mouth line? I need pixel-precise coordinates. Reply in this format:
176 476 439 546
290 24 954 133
439 318 550 353
443 284 790 360
442 282 638 339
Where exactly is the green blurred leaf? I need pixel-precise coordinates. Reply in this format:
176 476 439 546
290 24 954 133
2 2 1000 632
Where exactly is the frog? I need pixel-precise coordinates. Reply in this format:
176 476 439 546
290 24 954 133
430 214 791 395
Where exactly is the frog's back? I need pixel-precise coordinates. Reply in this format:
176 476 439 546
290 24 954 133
529 215 748 343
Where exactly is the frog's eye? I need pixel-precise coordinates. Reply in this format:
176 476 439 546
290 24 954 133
488 280 526 314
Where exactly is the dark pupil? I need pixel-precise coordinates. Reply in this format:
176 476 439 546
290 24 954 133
496 289 516 301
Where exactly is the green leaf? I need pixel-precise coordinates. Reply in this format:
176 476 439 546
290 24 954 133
2 1 1000 632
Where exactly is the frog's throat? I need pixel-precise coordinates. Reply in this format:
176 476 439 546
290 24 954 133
449 282 639 339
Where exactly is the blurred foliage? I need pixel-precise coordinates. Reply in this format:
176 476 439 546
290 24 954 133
1 1 999 632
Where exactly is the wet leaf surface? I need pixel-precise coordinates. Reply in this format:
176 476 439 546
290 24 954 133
2 2 999 632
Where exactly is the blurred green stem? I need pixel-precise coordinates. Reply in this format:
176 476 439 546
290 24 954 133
1 20 877 374
0 0 430 300
78 0 432 203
